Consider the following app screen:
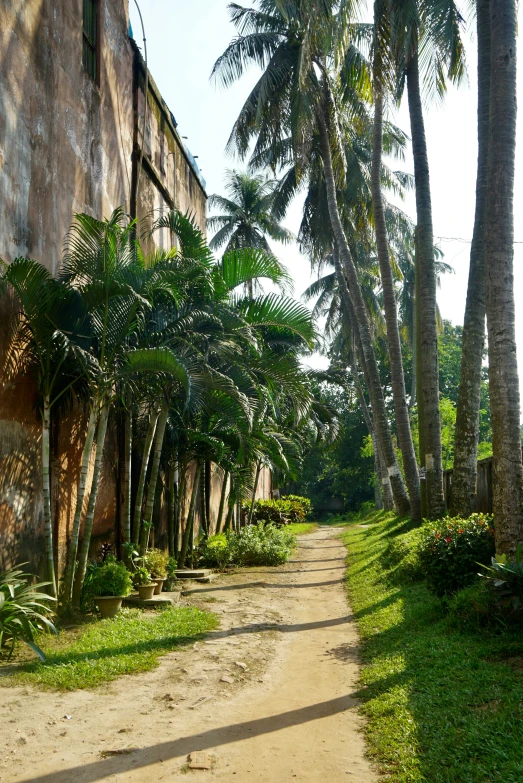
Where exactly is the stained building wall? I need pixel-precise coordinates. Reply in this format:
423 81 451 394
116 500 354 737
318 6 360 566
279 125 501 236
0 0 270 577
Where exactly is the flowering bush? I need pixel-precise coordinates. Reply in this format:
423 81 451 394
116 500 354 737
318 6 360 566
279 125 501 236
419 514 495 597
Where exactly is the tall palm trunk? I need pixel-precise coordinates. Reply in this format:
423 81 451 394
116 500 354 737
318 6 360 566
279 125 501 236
317 124 410 518
175 464 186 559
352 371 388 511
334 253 394 510
372 89 421 522
450 0 490 517
415 235 427 518
179 463 202 567
484 0 523 554
62 403 98 603
216 469 229 533
132 406 159 546
121 394 132 547
168 461 177 557
406 52 445 519
248 460 262 525
41 395 57 596
72 404 110 605
139 401 169 555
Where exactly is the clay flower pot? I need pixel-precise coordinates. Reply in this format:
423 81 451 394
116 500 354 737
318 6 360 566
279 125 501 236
152 578 166 595
137 584 156 600
95 596 124 619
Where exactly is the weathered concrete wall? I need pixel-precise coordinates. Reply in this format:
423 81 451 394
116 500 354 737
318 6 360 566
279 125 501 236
0 0 211 576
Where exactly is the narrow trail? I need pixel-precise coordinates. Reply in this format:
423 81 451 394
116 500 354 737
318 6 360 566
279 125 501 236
4 528 377 782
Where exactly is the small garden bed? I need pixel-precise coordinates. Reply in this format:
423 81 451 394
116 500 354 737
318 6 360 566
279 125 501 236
343 509 523 783
1 606 217 691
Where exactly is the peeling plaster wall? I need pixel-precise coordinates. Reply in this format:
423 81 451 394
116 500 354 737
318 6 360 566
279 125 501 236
0 0 268 576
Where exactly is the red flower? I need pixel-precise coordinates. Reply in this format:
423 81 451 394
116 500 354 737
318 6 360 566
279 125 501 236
458 529 464 534
435 533 441 539
445 537 452 543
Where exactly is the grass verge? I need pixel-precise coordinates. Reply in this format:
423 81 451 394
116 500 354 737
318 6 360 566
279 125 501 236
286 522 317 535
1 606 217 691
344 509 523 783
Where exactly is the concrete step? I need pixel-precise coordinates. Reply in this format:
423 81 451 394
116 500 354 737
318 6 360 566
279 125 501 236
123 591 180 609
174 569 213 580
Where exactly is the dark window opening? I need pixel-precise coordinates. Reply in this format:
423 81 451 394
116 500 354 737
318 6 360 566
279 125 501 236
83 0 99 81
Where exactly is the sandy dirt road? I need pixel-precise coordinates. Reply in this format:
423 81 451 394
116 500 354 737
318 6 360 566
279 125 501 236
1 527 377 782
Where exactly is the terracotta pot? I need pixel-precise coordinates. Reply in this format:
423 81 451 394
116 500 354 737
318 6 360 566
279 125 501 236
95 596 123 619
137 584 156 600
152 578 166 595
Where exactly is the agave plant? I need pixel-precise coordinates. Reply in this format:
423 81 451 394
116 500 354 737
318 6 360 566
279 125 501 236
0 565 57 661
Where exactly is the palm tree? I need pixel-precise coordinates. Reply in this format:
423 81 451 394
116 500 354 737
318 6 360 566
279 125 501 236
0 259 84 596
387 0 466 518
483 0 523 554
208 170 293 297
450 0 490 517
212 0 411 514
370 1 421 521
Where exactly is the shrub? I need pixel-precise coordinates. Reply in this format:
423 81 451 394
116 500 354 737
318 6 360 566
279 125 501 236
143 548 169 579
199 533 232 569
419 514 495 597
249 495 312 527
479 543 523 619
132 566 153 587
230 523 295 566
0 565 56 661
83 561 133 602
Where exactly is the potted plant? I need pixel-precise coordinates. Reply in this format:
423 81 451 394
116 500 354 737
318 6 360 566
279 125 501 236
86 561 133 619
143 548 169 595
164 556 179 592
133 566 156 600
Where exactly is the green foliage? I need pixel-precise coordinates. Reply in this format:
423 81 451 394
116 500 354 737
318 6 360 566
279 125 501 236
4 607 217 690
480 544 523 615
166 557 178 579
0 566 56 661
249 495 311 526
81 561 132 613
142 549 169 579
231 524 295 566
419 514 495 597
344 510 523 783
199 524 296 568
447 581 497 631
132 566 153 587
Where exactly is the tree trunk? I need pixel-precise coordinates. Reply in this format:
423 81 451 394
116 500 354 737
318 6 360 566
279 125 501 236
132 406 159 546
450 0 490 517
61 404 98 603
121 395 132 548
41 396 57 596
318 113 410 515
406 53 445 519
216 469 229 533
72 404 110 605
352 371 386 510
224 502 234 532
372 89 421 522
414 231 427 518
484 0 523 554
179 463 202 567
140 402 169 555
168 460 176 557
248 460 262 524
175 464 186 559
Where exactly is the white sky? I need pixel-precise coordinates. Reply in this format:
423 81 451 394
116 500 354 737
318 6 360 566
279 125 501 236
130 1 523 386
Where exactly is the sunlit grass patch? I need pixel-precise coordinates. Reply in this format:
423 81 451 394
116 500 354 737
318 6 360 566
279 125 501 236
1 606 217 691
344 510 523 783
286 522 317 535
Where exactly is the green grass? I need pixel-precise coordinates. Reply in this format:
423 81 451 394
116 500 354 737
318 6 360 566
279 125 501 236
1 606 217 691
286 522 317 535
343 509 523 783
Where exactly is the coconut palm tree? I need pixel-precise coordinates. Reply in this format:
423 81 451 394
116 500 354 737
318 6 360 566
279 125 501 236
483 0 523 554
212 0 411 514
386 0 466 517
450 0 490 517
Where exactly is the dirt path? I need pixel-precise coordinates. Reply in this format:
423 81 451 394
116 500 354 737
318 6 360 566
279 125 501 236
2 528 377 782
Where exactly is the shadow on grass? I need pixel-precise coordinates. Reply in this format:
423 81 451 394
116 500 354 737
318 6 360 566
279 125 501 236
342 509 523 783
